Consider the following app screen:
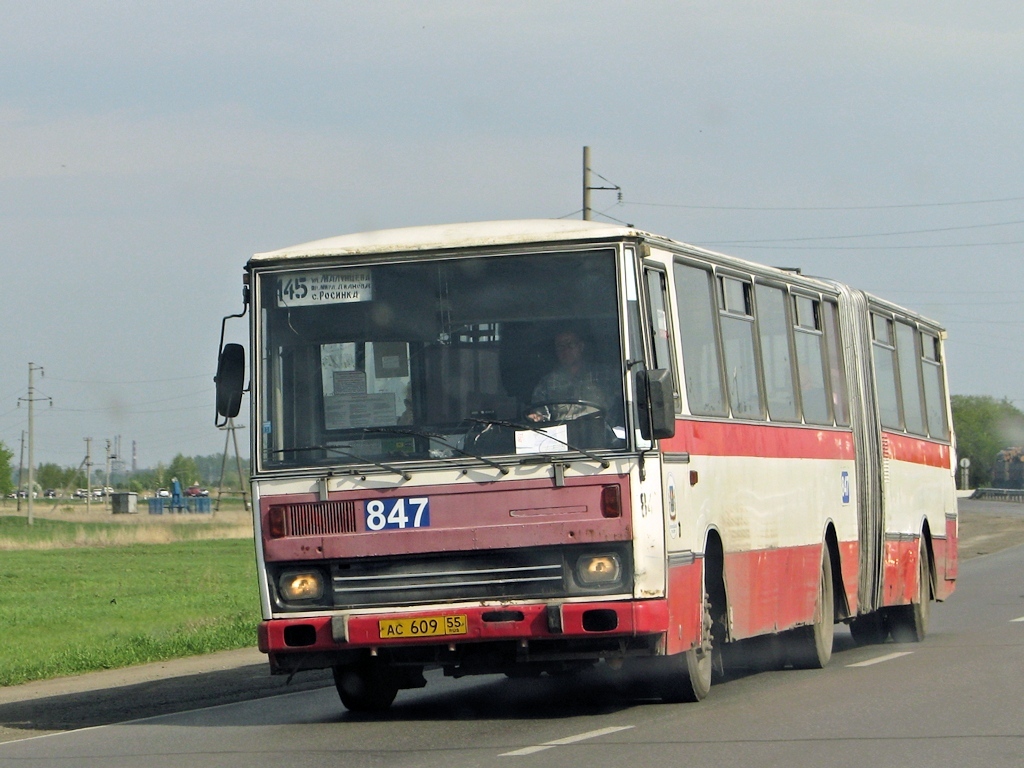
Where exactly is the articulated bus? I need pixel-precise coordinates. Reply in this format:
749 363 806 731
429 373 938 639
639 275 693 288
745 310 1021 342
215 220 957 711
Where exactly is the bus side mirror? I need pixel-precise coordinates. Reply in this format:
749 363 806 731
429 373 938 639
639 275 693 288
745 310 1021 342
215 343 246 420
636 368 676 441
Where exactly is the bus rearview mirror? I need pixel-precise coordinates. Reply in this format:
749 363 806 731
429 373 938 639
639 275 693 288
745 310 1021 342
216 343 246 419
636 368 676 441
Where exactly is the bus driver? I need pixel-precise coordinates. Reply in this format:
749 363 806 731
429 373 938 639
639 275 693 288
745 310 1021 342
526 330 616 425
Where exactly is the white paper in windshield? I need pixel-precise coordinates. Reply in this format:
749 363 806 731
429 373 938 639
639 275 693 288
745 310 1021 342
515 425 568 455
276 269 372 307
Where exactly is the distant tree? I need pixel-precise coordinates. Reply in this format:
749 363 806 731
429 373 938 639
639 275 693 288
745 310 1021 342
0 441 13 497
951 395 1024 487
35 463 66 492
167 454 200 487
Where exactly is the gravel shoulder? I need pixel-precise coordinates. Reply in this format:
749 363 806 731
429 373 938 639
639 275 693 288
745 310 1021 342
2 497 1021 744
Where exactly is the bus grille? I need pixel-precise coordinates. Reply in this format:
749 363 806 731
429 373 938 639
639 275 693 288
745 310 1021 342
331 549 566 609
273 501 357 537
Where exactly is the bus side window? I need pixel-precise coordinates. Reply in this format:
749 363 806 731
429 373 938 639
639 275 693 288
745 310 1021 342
921 333 949 440
895 321 927 436
673 261 727 417
719 276 764 420
644 267 680 411
754 283 798 422
794 295 831 425
822 301 850 426
871 313 902 430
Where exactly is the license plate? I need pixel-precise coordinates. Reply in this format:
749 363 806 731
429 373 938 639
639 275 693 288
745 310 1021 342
378 614 468 639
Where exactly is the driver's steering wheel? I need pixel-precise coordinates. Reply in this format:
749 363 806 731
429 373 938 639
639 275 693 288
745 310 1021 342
525 400 605 425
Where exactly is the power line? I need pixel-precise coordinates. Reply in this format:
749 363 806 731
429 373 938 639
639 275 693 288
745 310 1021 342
698 240 1024 251
625 194 1024 212
699 218 1024 246
46 373 210 385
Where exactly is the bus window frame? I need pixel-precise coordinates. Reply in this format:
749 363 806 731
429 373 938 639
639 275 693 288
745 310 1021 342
752 277 800 424
641 260 682 415
791 289 834 426
716 268 766 421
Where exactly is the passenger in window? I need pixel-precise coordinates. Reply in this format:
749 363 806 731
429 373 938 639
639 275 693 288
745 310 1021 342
526 330 616 424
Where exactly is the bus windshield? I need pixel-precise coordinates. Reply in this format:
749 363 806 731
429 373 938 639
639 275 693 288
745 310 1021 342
257 248 626 471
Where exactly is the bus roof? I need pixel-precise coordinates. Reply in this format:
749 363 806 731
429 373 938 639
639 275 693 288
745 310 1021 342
251 219 639 262
248 219 944 331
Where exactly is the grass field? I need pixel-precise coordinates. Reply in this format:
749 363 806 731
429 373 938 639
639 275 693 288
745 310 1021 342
0 514 259 687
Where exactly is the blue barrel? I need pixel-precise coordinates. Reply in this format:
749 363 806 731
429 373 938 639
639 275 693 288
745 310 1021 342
148 497 164 515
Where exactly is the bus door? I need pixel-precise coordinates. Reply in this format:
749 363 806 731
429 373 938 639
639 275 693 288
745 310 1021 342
639 260 692 647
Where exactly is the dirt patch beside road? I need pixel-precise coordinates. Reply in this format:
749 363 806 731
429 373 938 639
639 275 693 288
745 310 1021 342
957 497 1024 559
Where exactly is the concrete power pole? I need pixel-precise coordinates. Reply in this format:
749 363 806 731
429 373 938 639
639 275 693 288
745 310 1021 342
582 146 592 221
16 430 24 514
85 437 93 514
19 363 50 526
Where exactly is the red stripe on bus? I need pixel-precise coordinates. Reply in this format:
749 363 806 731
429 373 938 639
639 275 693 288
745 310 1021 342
881 431 952 469
661 419 855 461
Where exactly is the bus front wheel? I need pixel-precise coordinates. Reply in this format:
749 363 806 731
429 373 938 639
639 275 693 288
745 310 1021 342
659 600 713 702
333 661 400 713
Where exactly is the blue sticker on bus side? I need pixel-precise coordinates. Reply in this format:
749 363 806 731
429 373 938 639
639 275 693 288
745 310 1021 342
841 471 850 504
365 497 430 531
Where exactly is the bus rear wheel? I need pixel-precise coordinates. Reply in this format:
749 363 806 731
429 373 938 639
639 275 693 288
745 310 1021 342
333 661 400 713
787 552 834 669
849 612 888 646
888 542 930 643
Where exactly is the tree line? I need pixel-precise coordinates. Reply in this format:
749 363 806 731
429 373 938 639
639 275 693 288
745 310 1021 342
1 450 249 497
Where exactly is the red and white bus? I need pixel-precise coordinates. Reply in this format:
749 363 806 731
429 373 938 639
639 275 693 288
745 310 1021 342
215 220 957 711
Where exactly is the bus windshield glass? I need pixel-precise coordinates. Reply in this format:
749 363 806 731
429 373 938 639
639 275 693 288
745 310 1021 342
257 248 625 470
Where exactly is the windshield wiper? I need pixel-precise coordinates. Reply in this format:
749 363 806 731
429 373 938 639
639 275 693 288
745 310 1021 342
362 427 509 475
270 445 410 481
466 417 611 469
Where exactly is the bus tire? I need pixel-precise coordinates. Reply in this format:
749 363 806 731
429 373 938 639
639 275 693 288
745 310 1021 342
660 600 713 702
333 661 400 713
787 551 834 669
849 611 888 646
888 543 930 643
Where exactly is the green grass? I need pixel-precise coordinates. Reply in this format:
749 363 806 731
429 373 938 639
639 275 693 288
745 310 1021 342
0 514 252 549
0 539 260 687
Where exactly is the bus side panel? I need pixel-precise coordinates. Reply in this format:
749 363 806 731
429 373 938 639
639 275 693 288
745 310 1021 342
663 421 858 641
880 431 956 605
940 512 958 591
839 539 860 615
723 545 820 638
883 536 920 606
665 558 704 655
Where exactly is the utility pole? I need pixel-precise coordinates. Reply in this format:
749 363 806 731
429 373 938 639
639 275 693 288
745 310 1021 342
581 146 624 223
216 418 250 512
582 145 592 221
16 431 25 514
18 363 50 526
85 437 93 514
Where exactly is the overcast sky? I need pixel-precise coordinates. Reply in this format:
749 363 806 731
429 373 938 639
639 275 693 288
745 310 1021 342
2 2 1023 469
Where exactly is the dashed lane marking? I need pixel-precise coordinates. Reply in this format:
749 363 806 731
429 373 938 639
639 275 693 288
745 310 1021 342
847 651 914 667
500 725 635 757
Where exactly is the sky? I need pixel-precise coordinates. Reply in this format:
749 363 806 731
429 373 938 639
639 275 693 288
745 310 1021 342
2 2 1023 470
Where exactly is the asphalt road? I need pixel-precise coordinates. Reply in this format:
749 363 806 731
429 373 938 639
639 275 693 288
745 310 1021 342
1 497 1022 765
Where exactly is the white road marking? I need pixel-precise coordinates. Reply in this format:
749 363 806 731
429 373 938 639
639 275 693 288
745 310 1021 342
1011 616 1024 622
847 651 914 667
500 725 635 757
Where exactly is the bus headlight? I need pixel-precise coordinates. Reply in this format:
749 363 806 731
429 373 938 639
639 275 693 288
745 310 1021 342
279 570 325 601
576 554 622 586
